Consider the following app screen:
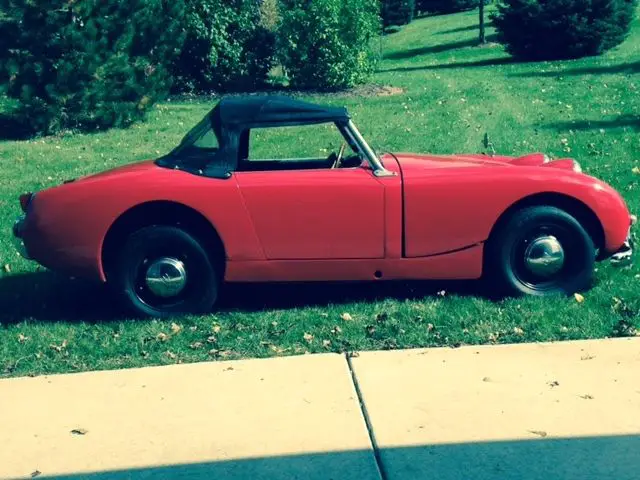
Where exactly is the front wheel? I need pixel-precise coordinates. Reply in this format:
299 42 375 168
111 226 218 318
485 206 596 297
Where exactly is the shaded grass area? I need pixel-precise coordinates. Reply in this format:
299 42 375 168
1 6 639 377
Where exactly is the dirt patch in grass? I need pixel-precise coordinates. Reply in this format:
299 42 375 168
169 84 405 104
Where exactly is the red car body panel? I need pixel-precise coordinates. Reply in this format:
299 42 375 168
394 153 631 258
19 150 631 285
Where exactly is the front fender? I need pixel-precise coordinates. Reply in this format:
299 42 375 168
403 166 631 258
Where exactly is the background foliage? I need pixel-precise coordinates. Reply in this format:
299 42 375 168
171 0 275 93
0 0 186 135
382 0 415 28
492 0 639 60
277 0 381 90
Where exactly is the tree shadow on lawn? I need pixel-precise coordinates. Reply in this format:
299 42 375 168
0 113 36 141
545 115 640 132
510 60 640 78
383 35 498 60
437 24 480 35
0 270 481 324
379 56 519 73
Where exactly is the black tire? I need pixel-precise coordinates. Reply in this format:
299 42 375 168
485 206 596 297
111 226 218 318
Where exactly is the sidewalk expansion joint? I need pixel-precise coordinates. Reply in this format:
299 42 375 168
345 353 388 480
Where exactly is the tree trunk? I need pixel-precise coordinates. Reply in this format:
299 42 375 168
479 2 486 44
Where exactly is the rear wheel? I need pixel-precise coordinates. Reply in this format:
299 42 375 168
111 226 218 318
485 206 596 297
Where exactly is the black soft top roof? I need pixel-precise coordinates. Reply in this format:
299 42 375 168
210 95 350 128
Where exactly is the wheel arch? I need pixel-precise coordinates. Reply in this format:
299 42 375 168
101 201 226 281
486 192 605 254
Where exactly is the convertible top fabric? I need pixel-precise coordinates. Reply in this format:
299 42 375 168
158 95 351 178
211 95 349 128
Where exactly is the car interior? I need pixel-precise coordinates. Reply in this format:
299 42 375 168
235 126 365 172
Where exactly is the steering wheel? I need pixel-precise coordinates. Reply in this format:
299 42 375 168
331 142 348 169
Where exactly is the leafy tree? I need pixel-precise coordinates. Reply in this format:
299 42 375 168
171 0 276 93
278 0 381 90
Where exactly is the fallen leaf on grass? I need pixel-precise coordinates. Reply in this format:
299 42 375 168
212 324 222 334
189 342 203 350
50 340 68 352
206 335 217 344
427 323 435 332
70 428 88 435
3 264 11 273
513 327 525 336
574 293 585 303
303 332 314 344
18 333 29 344
632 166 640 175
165 351 177 360
156 332 169 342
340 313 353 321
322 340 331 348
269 345 289 355
330 326 342 335
189 326 198 332
170 323 182 334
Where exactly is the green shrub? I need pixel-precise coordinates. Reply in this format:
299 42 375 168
415 0 488 15
172 0 276 93
382 0 415 27
277 0 381 91
0 0 186 136
492 0 638 60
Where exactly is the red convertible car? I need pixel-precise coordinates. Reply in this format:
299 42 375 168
13 95 635 317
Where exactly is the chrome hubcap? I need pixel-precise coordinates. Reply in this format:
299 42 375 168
523 235 565 278
145 257 188 298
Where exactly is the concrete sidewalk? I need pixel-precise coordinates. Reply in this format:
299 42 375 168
1 338 639 479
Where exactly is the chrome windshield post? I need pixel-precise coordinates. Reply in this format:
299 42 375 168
346 120 396 177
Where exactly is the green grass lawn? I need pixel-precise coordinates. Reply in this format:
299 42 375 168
1 8 639 378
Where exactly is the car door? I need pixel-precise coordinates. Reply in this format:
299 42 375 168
233 125 386 260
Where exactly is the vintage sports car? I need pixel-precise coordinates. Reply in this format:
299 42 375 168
13 95 635 317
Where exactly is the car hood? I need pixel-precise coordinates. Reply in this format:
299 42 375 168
390 152 570 170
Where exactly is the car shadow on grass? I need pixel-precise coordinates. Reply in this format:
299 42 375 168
0 271 121 324
0 271 482 323
218 279 482 313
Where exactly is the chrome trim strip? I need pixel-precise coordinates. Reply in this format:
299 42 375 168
345 120 396 177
